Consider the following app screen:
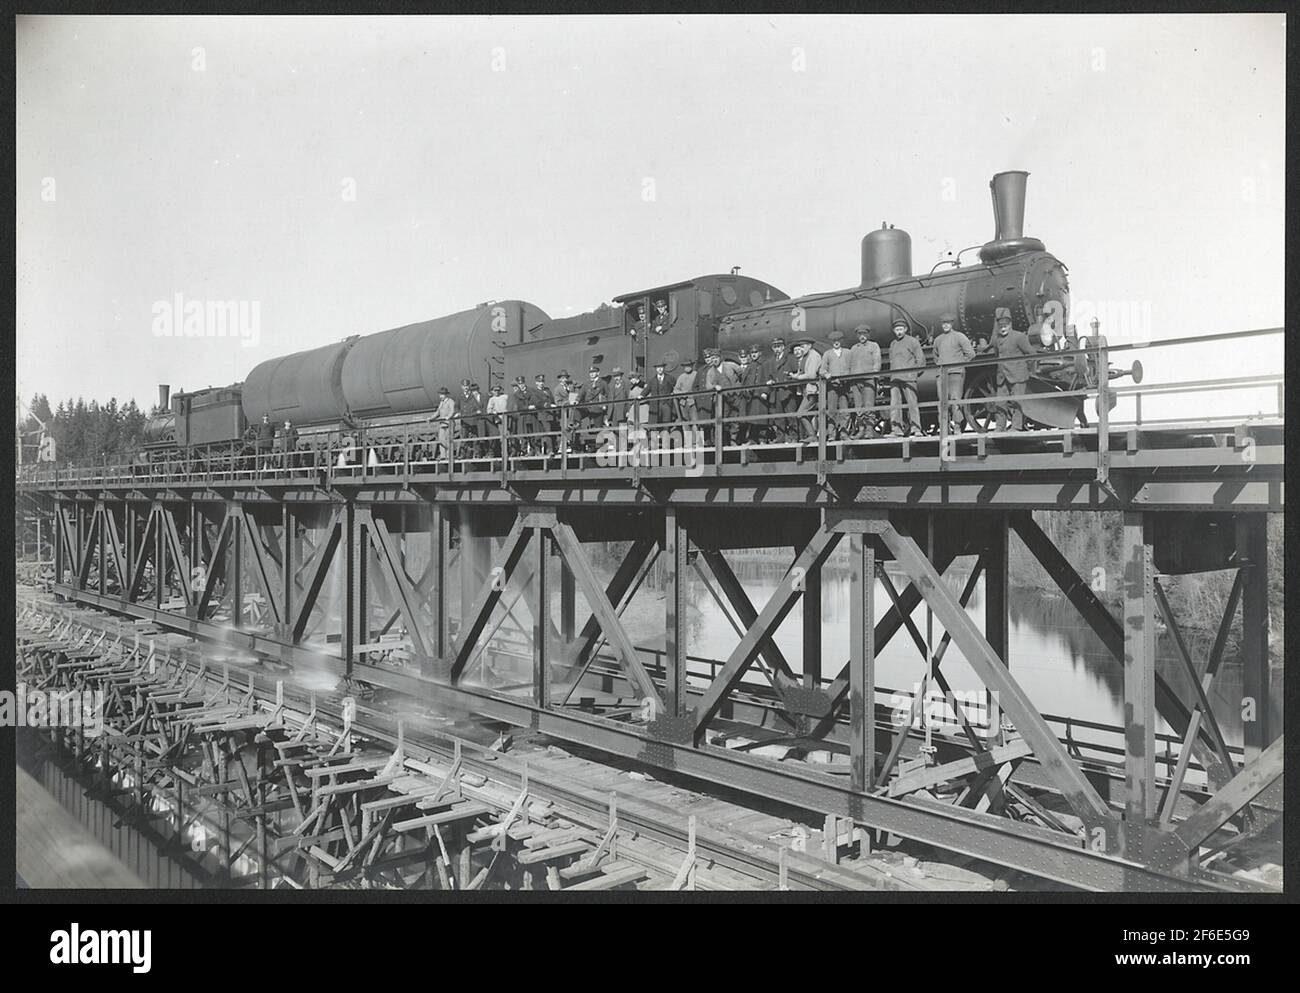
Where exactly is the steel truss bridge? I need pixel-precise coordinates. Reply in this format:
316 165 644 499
15 329 1285 891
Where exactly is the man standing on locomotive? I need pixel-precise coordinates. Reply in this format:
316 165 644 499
530 373 555 456
673 356 700 433
281 420 299 470
820 330 852 439
990 306 1037 431
485 384 508 456
607 366 630 439
650 298 673 336
645 359 675 427
887 318 925 437
508 376 532 454
792 337 823 442
734 347 759 445
460 380 483 456
702 347 738 444
743 344 769 443
766 337 798 442
256 414 277 471
848 324 881 437
577 365 609 452
434 387 456 461
932 313 976 433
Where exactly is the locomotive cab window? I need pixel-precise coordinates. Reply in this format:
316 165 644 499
625 298 648 335
649 295 674 334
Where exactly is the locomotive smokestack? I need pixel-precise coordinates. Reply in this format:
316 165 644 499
978 170 1046 264
990 170 1028 241
158 384 170 410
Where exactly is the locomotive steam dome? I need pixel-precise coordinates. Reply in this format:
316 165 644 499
860 224 912 287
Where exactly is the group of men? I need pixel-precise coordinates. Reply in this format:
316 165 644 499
419 306 1075 460
251 415 300 469
671 320 923 442
430 369 638 458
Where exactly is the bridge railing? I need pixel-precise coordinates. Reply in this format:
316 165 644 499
16 327 1284 488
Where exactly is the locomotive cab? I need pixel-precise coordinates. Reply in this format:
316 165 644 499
500 274 789 388
613 273 789 377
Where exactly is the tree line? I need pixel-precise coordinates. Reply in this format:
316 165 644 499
18 393 151 465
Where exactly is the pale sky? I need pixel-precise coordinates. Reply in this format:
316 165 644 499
16 14 1285 418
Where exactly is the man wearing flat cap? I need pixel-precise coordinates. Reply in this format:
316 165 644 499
673 356 700 429
887 318 925 436
932 313 976 433
821 330 852 439
990 307 1036 431
767 336 798 441
792 337 823 441
848 325 882 437
701 347 739 444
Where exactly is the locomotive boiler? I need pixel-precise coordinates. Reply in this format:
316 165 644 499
717 171 1079 423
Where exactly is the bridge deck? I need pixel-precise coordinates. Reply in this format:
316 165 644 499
16 419 1285 512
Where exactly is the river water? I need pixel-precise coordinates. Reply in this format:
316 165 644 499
323 538 1280 753
612 550 1282 750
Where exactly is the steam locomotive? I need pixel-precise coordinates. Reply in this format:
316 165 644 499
141 171 1120 463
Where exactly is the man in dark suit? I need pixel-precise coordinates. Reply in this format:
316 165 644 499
528 373 555 455
507 376 531 455
989 306 1038 431
459 379 484 457
607 366 631 431
766 337 799 441
737 346 767 444
644 359 675 426
576 365 609 451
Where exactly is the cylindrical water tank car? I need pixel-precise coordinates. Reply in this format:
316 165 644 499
240 300 550 427
341 301 549 419
241 339 355 426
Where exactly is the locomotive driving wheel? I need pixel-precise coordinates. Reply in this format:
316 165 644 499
962 371 1001 433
